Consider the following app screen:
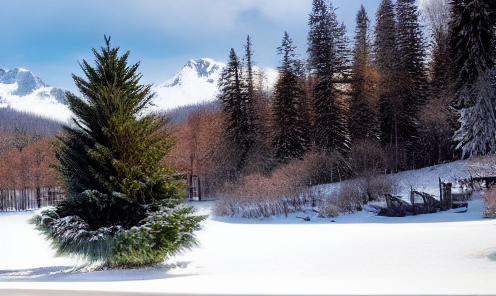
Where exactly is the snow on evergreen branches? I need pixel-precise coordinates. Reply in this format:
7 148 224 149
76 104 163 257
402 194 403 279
30 200 207 268
451 0 496 158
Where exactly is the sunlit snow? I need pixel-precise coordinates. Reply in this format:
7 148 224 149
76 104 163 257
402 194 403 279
1 161 495 295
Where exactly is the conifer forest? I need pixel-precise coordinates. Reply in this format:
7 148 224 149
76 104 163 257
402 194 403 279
176 0 496 207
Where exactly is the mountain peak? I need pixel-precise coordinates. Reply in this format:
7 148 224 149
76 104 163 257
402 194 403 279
0 67 46 96
185 58 223 77
152 58 226 111
151 58 279 112
160 58 225 88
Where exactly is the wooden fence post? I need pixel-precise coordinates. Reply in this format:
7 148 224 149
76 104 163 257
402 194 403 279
410 187 416 215
198 176 202 201
446 183 452 209
36 187 41 209
439 178 444 210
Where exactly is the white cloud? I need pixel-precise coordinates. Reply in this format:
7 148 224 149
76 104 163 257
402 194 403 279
129 0 310 37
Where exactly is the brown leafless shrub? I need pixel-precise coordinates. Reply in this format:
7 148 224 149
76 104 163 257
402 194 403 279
213 166 311 218
348 140 393 202
213 152 332 218
318 174 396 217
214 146 394 218
483 187 496 218
318 202 340 218
349 140 387 178
213 194 295 218
334 181 363 214
302 150 350 185
359 175 396 202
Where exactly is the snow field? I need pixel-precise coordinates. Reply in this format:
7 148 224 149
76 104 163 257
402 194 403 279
0 211 75 271
164 203 496 295
1 198 495 295
1 160 496 294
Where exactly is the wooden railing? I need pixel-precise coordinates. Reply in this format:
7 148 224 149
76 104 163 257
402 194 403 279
0 187 65 212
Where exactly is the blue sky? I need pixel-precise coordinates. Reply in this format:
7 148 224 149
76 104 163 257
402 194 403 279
0 0 381 93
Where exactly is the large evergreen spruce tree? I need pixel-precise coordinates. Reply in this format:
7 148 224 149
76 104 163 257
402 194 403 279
451 0 496 157
307 0 350 155
273 32 310 163
349 5 379 145
31 36 206 268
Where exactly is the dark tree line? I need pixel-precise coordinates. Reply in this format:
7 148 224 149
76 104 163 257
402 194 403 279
0 107 62 137
214 0 496 187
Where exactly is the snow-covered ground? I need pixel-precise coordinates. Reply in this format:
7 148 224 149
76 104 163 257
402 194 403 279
1 161 496 295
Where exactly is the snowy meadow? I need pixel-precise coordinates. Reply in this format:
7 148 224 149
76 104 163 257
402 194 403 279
1 161 496 295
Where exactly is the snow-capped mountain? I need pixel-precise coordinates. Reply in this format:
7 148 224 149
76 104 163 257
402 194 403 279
151 58 279 111
0 67 46 96
0 67 71 122
0 60 279 122
151 58 225 111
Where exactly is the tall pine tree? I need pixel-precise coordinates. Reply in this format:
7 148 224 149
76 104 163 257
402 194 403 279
307 0 350 155
396 0 427 166
375 0 426 170
218 48 256 175
244 35 255 106
349 5 379 145
451 0 496 157
272 32 310 163
375 0 403 171
240 35 269 174
418 0 457 166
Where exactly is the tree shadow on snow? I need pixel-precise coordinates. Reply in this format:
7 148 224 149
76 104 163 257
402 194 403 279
0 263 192 282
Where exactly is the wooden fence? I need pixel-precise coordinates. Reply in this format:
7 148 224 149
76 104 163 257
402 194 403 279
187 174 215 201
0 187 65 212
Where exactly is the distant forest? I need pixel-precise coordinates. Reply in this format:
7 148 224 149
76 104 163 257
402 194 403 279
0 108 63 191
0 107 62 136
